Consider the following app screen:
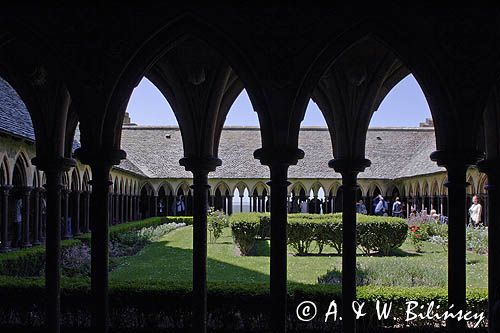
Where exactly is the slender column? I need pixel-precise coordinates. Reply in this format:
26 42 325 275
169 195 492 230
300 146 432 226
330 158 370 333
257 195 262 212
62 189 72 239
153 195 158 217
21 187 32 247
32 188 41 245
39 189 46 242
240 195 243 212
228 195 233 215
125 195 130 222
431 151 480 332
180 156 220 333
89 164 113 333
72 191 81 236
82 192 90 233
0 186 12 252
478 159 499 332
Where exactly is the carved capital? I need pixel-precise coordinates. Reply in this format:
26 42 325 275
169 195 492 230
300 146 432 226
179 156 221 173
254 146 304 167
74 147 126 166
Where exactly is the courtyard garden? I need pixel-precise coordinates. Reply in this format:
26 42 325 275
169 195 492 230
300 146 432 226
0 212 489 331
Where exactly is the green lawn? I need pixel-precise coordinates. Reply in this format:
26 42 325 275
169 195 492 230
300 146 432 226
110 226 487 288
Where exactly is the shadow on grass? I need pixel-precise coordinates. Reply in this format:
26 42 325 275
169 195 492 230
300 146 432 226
115 239 272 284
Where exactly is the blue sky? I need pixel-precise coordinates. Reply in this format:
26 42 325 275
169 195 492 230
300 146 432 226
126 74 431 127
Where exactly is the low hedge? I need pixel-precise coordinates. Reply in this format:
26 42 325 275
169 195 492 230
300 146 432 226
231 213 408 256
0 217 193 276
0 239 82 276
0 276 487 331
77 216 193 244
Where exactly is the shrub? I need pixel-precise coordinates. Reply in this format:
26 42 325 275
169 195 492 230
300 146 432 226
229 213 260 255
356 216 408 255
0 239 81 277
257 214 271 239
315 220 342 254
467 226 488 254
207 209 228 243
287 218 317 254
0 277 487 331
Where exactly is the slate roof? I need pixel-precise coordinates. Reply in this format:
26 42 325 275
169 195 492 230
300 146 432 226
119 126 444 180
0 77 35 140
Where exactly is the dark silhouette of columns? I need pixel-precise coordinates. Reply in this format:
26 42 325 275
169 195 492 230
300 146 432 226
32 188 41 245
478 158 499 331
0 185 12 252
330 158 370 333
88 163 114 333
431 151 481 332
72 190 81 236
180 156 221 333
61 189 72 239
21 186 32 248
255 147 303 333
82 191 91 233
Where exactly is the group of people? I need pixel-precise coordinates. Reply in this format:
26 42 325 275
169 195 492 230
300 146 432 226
355 194 404 217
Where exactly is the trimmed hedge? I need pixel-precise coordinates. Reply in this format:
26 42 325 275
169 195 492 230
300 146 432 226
231 213 408 256
0 216 193 276
76 216 193 244
0 239 82 276
0 276 487 331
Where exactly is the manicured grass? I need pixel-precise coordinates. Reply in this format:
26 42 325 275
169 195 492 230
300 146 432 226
110 226 487 288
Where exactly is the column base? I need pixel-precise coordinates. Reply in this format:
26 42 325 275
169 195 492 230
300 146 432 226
22 243 32 248
32 240 42 246
0 246 11 253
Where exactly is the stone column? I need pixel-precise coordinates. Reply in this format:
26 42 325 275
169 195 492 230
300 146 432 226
431 151 481 332
330 158 370 333
0 185 12 252
32 188 41 245
61 189 72 239
239 195 243 212
89 163 114 332
21 186 33 248
72 190 81 236
82 191 90 233
227 195 233 215
153 195 158 217
478 158 499 331
254 147 302 333
180 156 221 333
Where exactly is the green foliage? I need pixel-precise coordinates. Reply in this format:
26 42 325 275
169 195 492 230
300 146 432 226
207 209 228 243
229 213 260 255
467 226 488 254
0 276 487 330
0 239 81 276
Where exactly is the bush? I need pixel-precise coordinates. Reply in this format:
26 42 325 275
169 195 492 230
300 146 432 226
229 213 260 255
467 226 488 254
0 239 81 277
287 218 317 254
355 215 408 255
0 276 487 331
207 209 228 243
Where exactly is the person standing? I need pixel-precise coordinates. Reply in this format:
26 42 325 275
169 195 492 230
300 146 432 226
392 197 402 217
356 200 367 214
468 195 482 227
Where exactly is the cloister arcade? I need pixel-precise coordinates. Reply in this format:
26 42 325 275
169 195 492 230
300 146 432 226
2 5 500 333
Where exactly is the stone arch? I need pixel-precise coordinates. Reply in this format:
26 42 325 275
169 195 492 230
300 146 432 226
12 153 28 187
82 169 91 192
176 182 191 197
103 14 266 156
70 168 80 191
0 156 9 186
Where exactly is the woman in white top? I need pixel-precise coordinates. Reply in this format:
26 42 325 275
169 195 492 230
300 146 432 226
468 195 482 227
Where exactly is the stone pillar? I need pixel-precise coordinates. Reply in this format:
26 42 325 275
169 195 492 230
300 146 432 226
82 191 90 233
72 191 81 236
478 158 499 331
227 195 233 215
61 189 72 239
21 187 32 248
239 195 243 212
254 147 302 333
330 158 370 333
89 163 114 333
32 188 41 245
153 195 158 217
431 151 480 332
257 195 262 212
180 156 221 333
0 185 12 252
